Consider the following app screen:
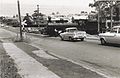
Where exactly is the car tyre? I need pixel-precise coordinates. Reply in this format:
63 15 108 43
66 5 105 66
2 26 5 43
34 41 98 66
69 37 74 41
81 38 84 41
101 38 106 45
60 36 64 41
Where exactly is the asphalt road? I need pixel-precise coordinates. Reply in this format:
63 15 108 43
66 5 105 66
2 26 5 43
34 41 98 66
0 27 106 78
2 26 120 77
30 35 120 78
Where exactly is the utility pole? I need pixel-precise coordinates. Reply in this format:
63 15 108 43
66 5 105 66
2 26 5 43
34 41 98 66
110 1 116 29
110 6 113 29
98 3 100 33
36 5 40 28
17 0 23 41
94 0 100 33
37 5 39 14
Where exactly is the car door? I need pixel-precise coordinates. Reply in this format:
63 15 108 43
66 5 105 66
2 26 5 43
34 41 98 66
105 28 118 43
61 30 70 40
64 31 70 40
115 28 120 44
65 30 74 40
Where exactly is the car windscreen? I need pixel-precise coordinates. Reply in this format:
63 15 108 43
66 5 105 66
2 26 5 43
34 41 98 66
110 28 117 33
69 29 78 32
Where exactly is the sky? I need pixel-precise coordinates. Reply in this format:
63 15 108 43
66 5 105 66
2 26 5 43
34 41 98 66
0 0 94 16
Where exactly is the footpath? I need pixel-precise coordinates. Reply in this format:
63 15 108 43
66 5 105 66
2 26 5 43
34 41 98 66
0 27 106 78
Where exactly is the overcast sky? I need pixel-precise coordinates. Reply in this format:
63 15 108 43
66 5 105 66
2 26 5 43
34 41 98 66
0 0 94 16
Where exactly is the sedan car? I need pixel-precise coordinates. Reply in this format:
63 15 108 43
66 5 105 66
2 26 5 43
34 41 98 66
60 27 86 41
99 26 120 45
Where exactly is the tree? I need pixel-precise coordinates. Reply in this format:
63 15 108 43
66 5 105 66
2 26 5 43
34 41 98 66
89 0 120 22
89 0 120 33
90 1 110 22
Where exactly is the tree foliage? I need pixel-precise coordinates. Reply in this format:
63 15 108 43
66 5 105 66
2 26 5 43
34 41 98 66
89 0 120 22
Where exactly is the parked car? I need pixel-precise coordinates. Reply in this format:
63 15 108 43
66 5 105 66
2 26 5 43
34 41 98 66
59 27 86 41
99 26 120 45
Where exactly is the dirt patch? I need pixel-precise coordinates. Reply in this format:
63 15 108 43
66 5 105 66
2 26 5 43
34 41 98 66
0 43 21 78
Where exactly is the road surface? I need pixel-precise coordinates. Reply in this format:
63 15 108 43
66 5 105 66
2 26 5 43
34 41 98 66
0 26 106 78
2 26 120 77
30 35 120 78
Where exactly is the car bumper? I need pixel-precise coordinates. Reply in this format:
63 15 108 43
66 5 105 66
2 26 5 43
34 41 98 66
73 36 85 39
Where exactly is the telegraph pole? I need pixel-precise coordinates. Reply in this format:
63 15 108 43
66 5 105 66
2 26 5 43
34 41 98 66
110 6 113 29
17 0 23 41
98 3 100 33
94 0 100 33
110 1 116 29
37 5 39 14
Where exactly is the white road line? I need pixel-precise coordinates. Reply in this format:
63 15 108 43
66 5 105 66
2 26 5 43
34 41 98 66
3 43 60 78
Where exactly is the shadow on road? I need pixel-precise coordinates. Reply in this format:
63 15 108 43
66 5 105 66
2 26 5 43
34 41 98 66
99 43 120 48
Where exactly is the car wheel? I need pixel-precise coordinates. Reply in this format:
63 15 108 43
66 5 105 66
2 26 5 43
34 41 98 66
100 38 106 45
60 36 64 41
81 38 84 41
69 37 74 41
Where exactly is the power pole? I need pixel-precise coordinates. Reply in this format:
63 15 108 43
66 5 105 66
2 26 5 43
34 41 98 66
110 6 113 29
37 5 39 14
98 3 100 33
110 1 116 29
17 0 23 41
36 5 40 28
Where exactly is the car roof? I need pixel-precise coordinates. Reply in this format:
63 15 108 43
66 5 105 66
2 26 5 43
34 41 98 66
113 26 120 28
66 27 77 30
